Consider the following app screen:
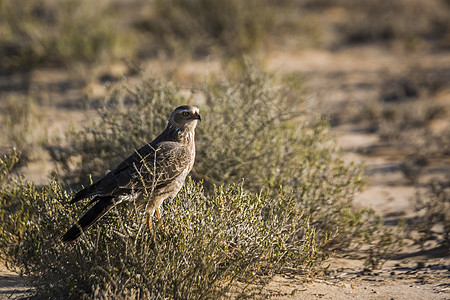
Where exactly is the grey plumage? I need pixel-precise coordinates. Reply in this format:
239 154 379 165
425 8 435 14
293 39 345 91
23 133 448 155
61 105 201 242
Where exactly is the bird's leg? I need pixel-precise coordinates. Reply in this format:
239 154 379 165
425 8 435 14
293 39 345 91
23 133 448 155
147 213 152 231
155 208 165 232
156 208 161 222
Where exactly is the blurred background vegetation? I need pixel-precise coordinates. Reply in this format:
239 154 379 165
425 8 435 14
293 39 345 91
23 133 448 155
0 0 449 298
2 0 449 71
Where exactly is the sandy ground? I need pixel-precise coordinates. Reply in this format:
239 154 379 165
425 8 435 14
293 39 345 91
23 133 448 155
263 45 450 299
1 44 449 299
0 263 33 299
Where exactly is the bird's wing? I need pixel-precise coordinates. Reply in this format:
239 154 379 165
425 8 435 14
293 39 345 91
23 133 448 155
71 141 192 203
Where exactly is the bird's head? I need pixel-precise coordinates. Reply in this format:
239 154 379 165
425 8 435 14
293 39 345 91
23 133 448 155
169 105 201 131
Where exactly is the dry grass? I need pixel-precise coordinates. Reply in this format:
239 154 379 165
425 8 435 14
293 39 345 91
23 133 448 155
0 0 135 71
134 0 276 58
0 95 48 162
2 0 448 73
413 179 450 249
335 0 450 44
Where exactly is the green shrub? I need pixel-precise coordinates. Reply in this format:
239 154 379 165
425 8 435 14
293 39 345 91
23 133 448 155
0 149 33 253
1 171 321 298
0 0 135 71
0 149 19 183
0 150 21 250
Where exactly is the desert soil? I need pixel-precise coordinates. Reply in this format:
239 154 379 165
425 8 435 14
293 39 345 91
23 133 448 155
1 44 449 299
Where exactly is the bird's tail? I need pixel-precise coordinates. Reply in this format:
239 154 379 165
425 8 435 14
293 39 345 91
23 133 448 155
61 196 115 243
70 181 100 204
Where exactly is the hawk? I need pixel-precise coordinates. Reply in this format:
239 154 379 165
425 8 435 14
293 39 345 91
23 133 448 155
61 105 201 242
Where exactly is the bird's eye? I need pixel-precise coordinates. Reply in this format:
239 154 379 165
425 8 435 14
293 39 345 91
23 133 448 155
182 112 190 117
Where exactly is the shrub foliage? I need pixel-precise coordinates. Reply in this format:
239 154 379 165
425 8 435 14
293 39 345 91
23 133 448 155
1 159 321 298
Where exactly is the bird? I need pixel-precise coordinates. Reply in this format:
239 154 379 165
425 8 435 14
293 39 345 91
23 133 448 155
61 105 201 242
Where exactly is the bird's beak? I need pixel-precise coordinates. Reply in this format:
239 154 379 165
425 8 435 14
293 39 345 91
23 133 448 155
195 114 202 121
